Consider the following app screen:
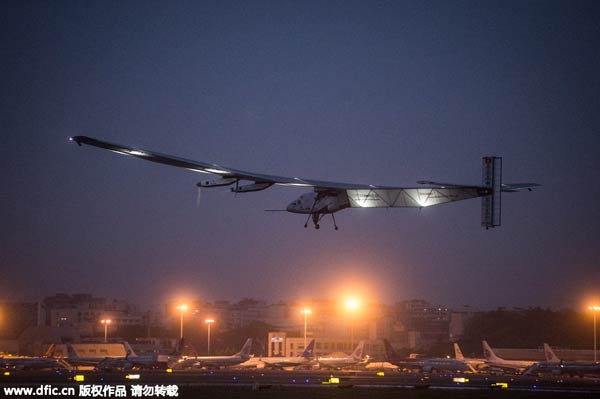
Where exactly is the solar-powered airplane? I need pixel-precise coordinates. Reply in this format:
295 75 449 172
70 136 538 230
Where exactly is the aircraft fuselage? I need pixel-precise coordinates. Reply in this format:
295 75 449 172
286 192 350 214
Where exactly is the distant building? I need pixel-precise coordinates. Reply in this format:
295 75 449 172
392 299 452 350
0 302 42 339
266 331 385 360
43 293 144 338
49 343 127 358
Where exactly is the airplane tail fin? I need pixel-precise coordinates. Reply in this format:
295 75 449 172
351 341 365 359
171 338 184 356
66 343 79 360
44 344 56 358
122 341 137 358
544 343 561 363
383 339 399 360
454 343 465 360
482 340 503 362
481 156 502 229
481 157 539 228
300 339 315 358
236 338 253 359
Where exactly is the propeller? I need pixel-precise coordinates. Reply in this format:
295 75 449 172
196 183 202 208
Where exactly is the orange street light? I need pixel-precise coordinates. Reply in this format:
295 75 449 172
345 298 360 348
300 308 312 348
205 318 215 355
589 305 600 363
100 319 112 343
346 298 359 311
176 304 188 339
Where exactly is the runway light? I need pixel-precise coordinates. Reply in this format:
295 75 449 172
491 382 508 389
74 375 85 382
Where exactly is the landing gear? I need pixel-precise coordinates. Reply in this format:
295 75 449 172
301 193 340 230
304 213 338 230
304 196 320 228
305 213 321 229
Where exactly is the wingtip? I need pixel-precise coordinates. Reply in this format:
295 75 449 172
69 136 84 146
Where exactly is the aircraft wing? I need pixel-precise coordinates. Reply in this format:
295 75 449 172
71 136 493 206
347 187 488 208
70 136 380 190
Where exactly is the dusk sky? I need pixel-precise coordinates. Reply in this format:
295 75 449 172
3 1 599 310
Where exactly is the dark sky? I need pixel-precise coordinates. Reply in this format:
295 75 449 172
3 1 599 310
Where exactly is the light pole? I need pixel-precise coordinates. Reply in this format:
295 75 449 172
205 319 214 356
300 308 312 349
345 298 359 349
176 304 188 339
100 319 112 343
590 305 600 363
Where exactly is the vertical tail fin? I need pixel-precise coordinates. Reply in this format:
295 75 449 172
300 339 315 358
481 156 502 229
171 337 184 356
454 343 465 360
122 341 137 358
44 344 56 358
351 341 365 359
66 343 79 360
482 340 503 362
543 343 561 363
236 338 253 359
383 339 399 360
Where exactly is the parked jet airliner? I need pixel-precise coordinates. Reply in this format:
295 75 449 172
454 342 485 370
318 341 369 369
260 339 315 368
482 340 535 373
384 339 474 373
524 343 600 377
172 338 252 369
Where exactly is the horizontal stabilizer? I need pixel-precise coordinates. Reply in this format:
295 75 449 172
501 183 540 192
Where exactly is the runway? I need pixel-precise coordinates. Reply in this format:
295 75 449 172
2 368 600 398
